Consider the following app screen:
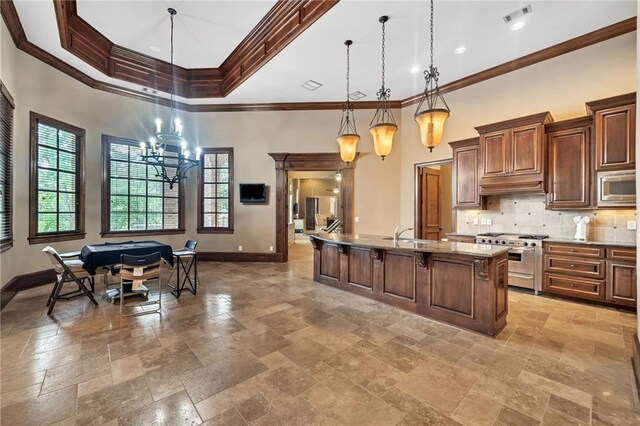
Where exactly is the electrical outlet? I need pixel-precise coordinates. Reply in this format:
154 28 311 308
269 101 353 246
269 245 274 252
355 217 360 223
473 218 479 226
487 218 493 225
480 218 487 225
238 245 243 252
627 220 636 230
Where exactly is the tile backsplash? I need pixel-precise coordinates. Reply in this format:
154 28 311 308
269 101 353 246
456 194 636 243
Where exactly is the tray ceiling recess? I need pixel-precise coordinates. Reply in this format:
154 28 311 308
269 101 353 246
52 0 338 98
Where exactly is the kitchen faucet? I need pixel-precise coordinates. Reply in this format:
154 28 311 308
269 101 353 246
393 226 414 244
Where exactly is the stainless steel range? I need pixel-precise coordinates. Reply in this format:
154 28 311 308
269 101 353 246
475 233 548 294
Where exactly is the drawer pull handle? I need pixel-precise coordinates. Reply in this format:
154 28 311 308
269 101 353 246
571 249 576 252
570 264 575 268
571 283 576 287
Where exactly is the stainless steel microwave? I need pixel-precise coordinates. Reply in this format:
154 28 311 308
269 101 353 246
597 170 637 207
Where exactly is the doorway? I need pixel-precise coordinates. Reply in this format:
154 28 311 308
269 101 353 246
415 159 455 240
269 153 357 262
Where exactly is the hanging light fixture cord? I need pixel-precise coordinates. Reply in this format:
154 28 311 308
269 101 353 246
169 8 176 131
338 40 357 135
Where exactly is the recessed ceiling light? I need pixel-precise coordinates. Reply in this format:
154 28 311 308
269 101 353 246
301 80 323 91
141 87 158 94
348 91 366 101
454 46 467 54
410 66 421 74
150 45 161 53
511 21 526 31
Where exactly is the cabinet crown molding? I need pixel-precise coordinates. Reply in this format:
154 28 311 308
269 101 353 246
545 115 593 132
475 111 554 134
448 137 480 148
586 92 636 113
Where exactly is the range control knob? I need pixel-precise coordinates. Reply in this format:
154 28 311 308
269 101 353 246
530 242 537 247
493 239 499 244
500 240 506 245
523 242 529 247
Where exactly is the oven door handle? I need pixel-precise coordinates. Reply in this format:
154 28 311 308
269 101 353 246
509 248 534 254
509 271 534 279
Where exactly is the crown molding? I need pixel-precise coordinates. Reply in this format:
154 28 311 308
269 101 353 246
1 2 636 113
400 17 636 108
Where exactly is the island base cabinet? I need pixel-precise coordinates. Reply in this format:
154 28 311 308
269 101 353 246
310 240 508 337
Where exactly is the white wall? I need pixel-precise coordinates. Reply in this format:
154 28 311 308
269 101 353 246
0 19 402 285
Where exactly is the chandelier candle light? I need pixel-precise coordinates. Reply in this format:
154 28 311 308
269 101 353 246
369 16 397 160
336 40 359 164
414 0 450 152
142 7 200 190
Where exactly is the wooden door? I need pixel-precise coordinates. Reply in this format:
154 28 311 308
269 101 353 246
480 130 510 178
421 168 442 240
547 125 590 209
594 103 636 171
510 124 542 175
304 197 318 230
606 260 636 307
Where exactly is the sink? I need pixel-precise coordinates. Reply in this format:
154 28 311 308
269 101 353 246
382 237 428 243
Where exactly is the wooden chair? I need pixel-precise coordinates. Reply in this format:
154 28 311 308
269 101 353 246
118 252 164 317
42 246 98 315
166 240 199 298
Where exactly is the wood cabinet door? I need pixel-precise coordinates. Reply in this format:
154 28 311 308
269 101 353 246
452 144 481 208
480 131 510 178
595 103 636 171
547 126 590 208
510 124 542 175
606 260 636 307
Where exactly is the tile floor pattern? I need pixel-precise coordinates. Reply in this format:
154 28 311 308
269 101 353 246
1 243 639 425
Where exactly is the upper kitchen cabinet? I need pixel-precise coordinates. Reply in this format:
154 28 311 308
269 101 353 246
475 112 553 195
546 116 592 210
586 92 636 172
449 138 486 209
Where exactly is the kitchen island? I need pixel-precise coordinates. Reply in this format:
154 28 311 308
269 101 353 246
309 233 511 337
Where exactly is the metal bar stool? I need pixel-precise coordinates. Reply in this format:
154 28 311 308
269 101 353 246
166 240 198 298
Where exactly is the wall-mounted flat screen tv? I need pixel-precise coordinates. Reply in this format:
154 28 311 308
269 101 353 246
239 183 267 204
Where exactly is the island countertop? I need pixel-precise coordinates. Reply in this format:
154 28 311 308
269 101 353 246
309 233 512 258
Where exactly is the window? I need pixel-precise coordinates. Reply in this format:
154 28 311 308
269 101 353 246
29 112 85 244
0 81 14 251
101 135 184 236
197 148 233 233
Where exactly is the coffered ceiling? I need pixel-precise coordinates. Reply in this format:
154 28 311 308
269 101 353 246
5 0 638 108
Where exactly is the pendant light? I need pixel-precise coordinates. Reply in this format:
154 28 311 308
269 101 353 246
414 0 450 152
143 8 200 189
336 40 359 164
369 16 397 160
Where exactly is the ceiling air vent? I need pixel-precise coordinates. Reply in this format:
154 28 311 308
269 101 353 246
301 80 323 91
348 91 366 101
503 4 532 23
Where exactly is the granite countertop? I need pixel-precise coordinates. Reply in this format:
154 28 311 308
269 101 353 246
309 233 511 258
544 237 636 248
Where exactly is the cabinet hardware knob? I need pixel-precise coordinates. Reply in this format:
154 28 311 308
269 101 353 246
570 264 575 268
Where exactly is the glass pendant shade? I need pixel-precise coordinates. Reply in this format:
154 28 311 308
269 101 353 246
336 133 360 163
414 108 449 151
369 123 397 159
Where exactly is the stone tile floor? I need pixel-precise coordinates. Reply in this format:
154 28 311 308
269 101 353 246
1 242 639 425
